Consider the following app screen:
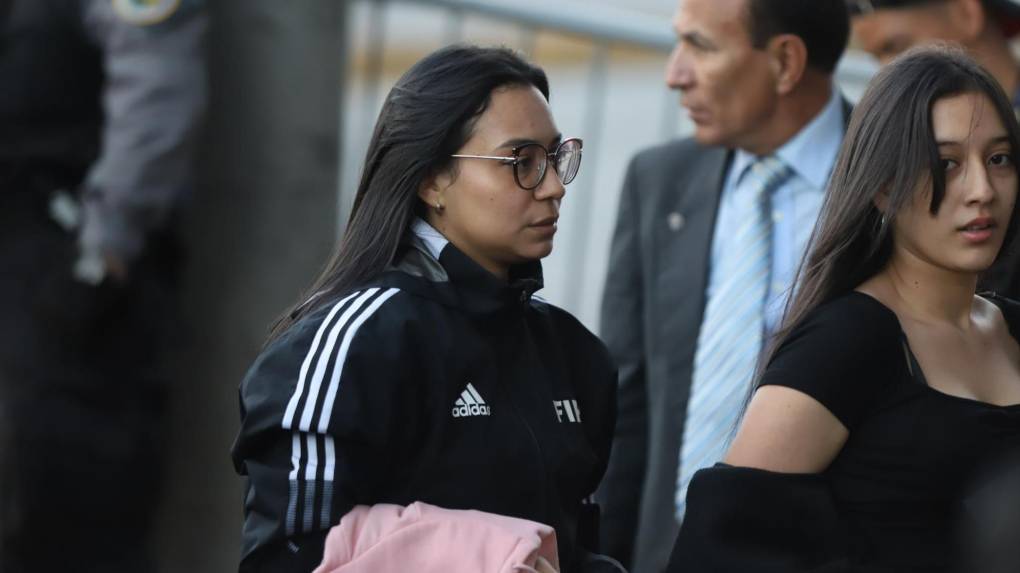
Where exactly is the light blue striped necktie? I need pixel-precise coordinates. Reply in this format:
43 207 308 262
675 155 793 519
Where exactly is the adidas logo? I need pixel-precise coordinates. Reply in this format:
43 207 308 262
452 383 491 417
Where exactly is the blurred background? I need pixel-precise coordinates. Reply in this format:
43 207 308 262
148 0 877 570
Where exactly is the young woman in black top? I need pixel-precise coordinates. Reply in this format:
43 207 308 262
669 47 1020 572
231 46 619 572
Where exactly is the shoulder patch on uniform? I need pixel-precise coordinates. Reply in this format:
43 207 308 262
111 0 181 26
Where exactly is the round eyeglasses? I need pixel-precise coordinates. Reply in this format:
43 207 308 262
451 137 583 191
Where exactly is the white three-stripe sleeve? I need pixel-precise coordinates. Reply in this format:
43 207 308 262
302 434 319 531
281 290 362 429
285 433 301 536
298 289 382 432
280 287 401 537
287 432 302 482
303 433 319 481
317 288 401 432
320 437 336 527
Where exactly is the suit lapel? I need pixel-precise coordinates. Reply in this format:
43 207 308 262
635 144 731 567
652 144 730 405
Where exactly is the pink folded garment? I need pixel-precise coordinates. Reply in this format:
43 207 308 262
312 502 560 573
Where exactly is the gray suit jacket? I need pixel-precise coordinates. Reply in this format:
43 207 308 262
596 138 731 573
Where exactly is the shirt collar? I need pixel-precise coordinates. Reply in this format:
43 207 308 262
732 86 845 189
411 217 449 260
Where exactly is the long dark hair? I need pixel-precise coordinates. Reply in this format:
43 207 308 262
761 45 1020 376
267 45 549 343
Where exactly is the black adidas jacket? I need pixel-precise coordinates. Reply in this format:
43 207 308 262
231 221 618 572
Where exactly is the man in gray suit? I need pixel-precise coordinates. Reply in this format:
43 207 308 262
597 0 851 571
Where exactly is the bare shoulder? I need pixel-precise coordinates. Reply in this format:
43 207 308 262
725 385 849 474
974 294 1020 359
975 293 1008 330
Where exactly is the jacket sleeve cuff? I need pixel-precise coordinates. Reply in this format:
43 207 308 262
78 194 146 263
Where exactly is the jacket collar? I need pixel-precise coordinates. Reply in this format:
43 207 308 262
389 218 544 315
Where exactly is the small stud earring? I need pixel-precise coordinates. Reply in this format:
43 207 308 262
434 202 444 214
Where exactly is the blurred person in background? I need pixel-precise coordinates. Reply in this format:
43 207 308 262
849 0 1020 297
0 1 206 571
231 45 621 573
595 1 851 571
669 46 1020 573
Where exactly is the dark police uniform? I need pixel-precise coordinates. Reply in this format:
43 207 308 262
231 221 618 572
0 1 205 570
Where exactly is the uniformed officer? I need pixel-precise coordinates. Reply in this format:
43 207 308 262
0 1 206 570
847 0 1020 297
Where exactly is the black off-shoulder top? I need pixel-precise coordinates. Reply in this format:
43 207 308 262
670 292 1020 573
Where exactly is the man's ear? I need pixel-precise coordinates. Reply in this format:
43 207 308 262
767 33 808 96
948 0 987 43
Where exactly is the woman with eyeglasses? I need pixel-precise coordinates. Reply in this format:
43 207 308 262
231 45 618 573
